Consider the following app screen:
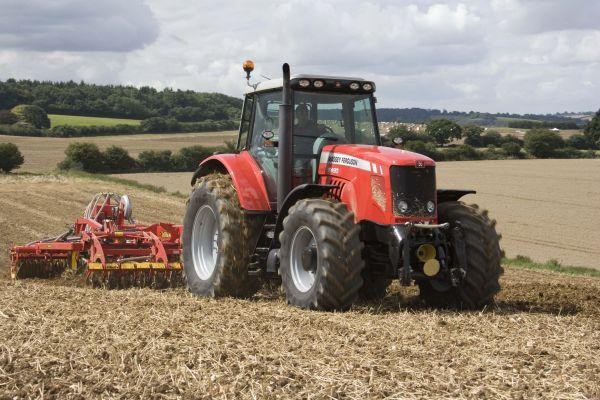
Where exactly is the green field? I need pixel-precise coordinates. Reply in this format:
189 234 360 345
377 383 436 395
49 114 141 127
495 116 543 123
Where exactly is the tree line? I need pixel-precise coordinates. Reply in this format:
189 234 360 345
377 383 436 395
57 142 236 174
0 79 242 121
507 120 579 129
377 107 588 127
385 114 599 161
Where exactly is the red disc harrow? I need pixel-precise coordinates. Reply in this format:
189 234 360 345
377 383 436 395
10 193 183 288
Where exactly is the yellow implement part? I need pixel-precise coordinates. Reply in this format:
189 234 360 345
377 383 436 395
416 244 436 262
70 251 79 271
87 262 182 270
423 259 441 277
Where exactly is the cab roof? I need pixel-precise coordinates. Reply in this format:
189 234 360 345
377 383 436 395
245 74 368 94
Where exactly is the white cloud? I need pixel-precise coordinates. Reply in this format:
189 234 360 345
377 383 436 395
492 0 600 34
0 0 158 51
0 0 598 113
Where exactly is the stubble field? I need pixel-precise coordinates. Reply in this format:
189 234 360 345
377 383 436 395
115 158 600 270
0 174 599 398
0 130 237 172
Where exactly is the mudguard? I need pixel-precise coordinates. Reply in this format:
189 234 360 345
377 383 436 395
190 151 271 211
271 184 336 247
437 189 476 203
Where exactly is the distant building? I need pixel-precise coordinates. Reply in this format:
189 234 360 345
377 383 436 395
378 122 425 135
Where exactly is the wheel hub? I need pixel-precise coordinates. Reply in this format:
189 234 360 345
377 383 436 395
301 246 317 273
191 205 219 280
289 226 318 292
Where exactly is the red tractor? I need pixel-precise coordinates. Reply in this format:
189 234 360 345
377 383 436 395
182 62 502 311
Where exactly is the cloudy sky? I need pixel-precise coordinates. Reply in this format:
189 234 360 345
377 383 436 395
1 0 599 113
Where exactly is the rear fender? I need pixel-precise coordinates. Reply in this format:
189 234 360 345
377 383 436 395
190 151 271 211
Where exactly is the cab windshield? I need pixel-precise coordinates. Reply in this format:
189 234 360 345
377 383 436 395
293 91 379 152
247 89 379 201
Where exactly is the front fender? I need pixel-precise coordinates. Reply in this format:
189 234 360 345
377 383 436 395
437 189 476 203
191 151 271 211
272 184 336 248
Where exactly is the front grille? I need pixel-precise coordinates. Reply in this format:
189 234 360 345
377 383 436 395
390 166 436 217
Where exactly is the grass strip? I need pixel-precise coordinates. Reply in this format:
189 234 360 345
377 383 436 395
64 171 189 198
504 255 600 278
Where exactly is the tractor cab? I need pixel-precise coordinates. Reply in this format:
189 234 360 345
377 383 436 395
238 74 379 204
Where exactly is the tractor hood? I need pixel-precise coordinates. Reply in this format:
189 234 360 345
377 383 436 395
318 144 435 174
316 144 436 225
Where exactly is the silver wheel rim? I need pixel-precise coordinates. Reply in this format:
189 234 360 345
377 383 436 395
289 226 318 292
191 205 219 280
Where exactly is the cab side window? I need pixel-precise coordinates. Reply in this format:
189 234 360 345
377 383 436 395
237 94 254 150
249 91 282 202
251 92 281 148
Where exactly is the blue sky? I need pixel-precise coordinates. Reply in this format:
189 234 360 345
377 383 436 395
1 0 599 113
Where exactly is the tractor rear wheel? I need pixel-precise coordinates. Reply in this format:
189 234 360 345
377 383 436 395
279 199 364 311
419 201 503 309
182 174 259 298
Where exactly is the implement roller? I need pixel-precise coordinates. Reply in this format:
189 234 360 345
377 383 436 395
10 193 183 288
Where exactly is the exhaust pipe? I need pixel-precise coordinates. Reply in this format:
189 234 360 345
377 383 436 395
277 63 292 213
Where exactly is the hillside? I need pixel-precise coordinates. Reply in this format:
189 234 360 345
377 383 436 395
2 79 594 129
376 107 592 127
0 79 242 121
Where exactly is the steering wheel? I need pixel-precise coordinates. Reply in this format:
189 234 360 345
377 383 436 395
322 124 336 134
316 131 347 144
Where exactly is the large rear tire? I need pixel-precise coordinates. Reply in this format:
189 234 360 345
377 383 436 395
419 201 503 309
182 174 259 298
279 199 364 311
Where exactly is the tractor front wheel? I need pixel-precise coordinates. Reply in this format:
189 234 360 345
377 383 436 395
419 201 503 308
182 174 259 298
279 199 364 311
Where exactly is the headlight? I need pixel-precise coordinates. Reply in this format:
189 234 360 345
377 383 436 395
427 201 435 213
298 79 310 88
362 82 373 91
349 82 360 90
397 200 409 214
313 80 325 88
370 176 386 211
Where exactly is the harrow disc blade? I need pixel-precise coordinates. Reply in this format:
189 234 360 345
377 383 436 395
83 268 183 289
168 271 184 288
14 259 69 279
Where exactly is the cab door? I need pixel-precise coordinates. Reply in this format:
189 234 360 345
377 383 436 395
247 90 282 203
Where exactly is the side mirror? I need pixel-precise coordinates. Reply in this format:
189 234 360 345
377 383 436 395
262 130 278 147
393 136 403 145
262 130 275 140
